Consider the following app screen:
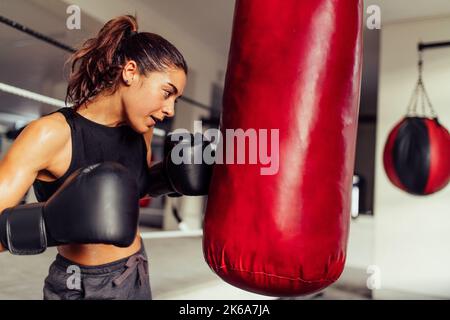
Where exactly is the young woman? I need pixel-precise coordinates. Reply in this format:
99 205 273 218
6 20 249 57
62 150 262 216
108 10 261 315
0 15 187 300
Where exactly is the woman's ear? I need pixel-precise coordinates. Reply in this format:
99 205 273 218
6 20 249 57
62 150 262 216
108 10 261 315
122 60 138 85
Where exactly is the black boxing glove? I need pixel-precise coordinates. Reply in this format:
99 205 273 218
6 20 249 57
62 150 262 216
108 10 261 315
146 132 214 197
0 162 139 255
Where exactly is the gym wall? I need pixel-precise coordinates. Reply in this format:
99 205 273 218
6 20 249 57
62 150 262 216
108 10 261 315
374 15 450 299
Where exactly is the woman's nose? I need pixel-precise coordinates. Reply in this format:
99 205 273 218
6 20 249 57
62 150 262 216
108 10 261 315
162 104 175 118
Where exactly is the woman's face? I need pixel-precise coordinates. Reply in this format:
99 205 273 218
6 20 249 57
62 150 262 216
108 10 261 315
121 63 186 133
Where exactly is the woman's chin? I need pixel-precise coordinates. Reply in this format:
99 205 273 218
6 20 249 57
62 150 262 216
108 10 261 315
128 121 147 134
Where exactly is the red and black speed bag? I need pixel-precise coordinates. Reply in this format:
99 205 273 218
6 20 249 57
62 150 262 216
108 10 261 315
383 117 450 195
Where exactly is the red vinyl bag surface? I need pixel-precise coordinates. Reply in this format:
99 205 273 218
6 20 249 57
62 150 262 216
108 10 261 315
203 0 363 296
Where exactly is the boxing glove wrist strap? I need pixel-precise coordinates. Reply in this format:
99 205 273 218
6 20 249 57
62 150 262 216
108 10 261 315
0 203 48 255
146 161 179 197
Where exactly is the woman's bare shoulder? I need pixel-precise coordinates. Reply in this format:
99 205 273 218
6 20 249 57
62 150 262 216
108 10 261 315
4 111 71 169
29 111 71 144
0 110 72 198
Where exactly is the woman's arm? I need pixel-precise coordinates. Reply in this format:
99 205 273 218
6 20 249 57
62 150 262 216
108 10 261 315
0 115 69 252
142 128 153 168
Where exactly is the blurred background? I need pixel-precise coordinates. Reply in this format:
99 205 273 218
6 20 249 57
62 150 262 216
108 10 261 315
0 0 449 299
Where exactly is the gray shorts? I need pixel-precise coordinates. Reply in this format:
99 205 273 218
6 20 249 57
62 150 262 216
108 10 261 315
43 241 152 300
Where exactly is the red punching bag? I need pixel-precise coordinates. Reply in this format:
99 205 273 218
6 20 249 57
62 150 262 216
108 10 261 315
383 117 450 195
203 0 363 296
139 197 151 207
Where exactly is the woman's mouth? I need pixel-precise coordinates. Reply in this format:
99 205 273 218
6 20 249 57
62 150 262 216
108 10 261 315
148 115 157 126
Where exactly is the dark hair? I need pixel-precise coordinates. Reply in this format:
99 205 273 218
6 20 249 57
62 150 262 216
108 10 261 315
65 15 188 109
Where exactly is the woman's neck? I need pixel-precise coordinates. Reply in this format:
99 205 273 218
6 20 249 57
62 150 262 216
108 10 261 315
77 92 127 127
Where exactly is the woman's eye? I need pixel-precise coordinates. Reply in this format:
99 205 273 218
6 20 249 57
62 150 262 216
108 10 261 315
164 90 171 98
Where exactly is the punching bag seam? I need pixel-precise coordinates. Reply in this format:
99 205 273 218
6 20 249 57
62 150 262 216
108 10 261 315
214 265 336 284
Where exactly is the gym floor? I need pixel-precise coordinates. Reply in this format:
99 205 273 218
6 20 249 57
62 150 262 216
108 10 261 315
0 232 438 300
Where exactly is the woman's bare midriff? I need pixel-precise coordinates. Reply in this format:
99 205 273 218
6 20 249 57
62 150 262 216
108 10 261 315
57 234 142 266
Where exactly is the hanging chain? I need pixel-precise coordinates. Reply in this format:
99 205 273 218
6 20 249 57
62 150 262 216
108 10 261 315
406 50 438 118
420 80 438 118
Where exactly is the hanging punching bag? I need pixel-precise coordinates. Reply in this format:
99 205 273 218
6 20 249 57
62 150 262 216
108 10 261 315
383 116 450 195
203 0 363 296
